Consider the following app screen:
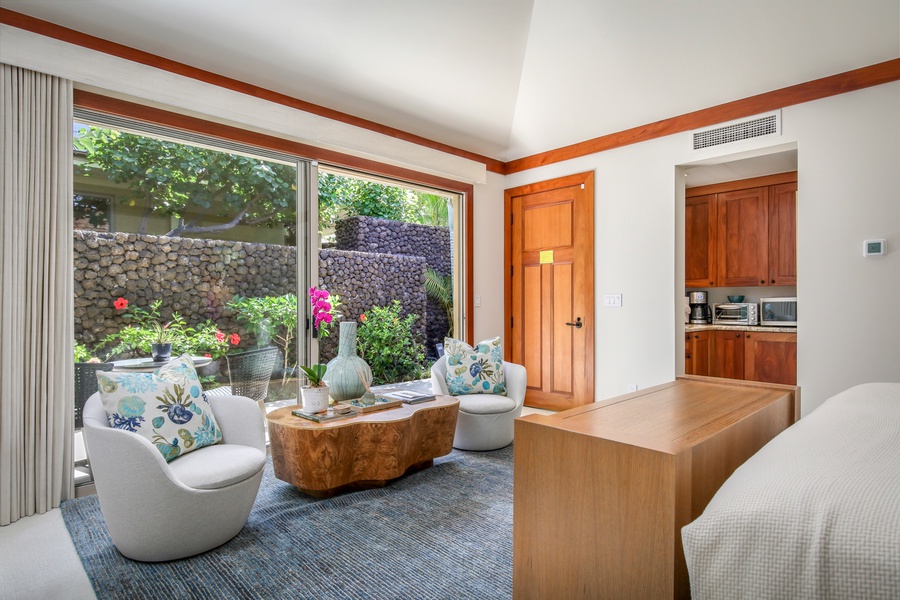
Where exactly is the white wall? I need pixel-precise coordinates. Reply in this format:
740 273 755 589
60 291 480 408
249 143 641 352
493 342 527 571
472 83 900 414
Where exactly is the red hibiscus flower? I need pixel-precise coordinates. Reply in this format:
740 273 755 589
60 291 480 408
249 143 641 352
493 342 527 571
215 330 225 343
113 297 128 310
229 333 241 345
359 313 366 322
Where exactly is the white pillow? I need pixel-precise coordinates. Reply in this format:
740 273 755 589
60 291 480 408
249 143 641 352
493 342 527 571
96 355 222 462
443 336 507 396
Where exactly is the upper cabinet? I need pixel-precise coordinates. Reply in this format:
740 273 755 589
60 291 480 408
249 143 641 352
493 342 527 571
686 173 797 288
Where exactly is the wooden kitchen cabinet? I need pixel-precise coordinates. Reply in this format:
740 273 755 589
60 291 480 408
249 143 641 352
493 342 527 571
744 331 797 385
708 329 797 385
685 194 717 287
685 330 711 376
685 173 796 288
712 329 745 379
717 186 769 286
768 182 798 285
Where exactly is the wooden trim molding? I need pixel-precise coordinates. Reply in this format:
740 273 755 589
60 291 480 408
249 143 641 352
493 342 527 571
0 7 505 174
4 8 899 177
687 172 797 197
504 58 900 174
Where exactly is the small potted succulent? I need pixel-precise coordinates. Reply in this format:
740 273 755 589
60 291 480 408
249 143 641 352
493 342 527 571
299 363 330 413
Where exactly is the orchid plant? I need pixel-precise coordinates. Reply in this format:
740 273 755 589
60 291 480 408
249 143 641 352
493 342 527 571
309 286 341 337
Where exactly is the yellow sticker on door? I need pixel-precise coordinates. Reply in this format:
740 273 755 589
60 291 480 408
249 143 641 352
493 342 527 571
539 250 554 264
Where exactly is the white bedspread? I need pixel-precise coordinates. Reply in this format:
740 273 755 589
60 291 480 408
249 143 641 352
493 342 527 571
682 382 900 600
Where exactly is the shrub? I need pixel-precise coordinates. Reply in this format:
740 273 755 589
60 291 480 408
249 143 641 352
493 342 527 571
356 300 426 385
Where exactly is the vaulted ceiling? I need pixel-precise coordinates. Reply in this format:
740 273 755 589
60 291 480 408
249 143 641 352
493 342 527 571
1 0 898 163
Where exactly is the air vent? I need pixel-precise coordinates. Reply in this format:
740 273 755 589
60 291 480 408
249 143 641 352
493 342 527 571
692 112 780 150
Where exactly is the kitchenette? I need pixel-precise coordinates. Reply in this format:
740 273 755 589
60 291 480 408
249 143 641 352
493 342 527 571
684 171 798 385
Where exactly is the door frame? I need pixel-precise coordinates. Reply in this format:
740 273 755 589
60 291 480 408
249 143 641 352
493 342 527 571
503 171 595 405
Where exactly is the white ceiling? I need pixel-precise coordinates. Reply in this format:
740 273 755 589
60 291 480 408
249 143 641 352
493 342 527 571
1 0 898 163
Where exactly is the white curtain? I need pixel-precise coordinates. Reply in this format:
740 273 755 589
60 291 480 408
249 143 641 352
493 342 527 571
0 64 74 526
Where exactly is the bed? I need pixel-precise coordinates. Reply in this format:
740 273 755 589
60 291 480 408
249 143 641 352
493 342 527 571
682 382 900 599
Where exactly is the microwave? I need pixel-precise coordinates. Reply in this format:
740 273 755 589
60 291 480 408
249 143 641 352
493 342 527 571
713 302 758 326
760 297 798 327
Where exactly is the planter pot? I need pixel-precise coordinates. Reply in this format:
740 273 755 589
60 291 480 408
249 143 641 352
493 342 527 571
300 385 330 413
197 358 220 378
150 343 172 362
325 321 373 402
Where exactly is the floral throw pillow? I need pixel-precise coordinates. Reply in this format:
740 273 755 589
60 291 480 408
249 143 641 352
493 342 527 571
96 354 222 462
443 336 507 396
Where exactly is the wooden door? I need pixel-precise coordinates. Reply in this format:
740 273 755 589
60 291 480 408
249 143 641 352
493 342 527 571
711 330 745 379
744 331 797 385
685 194 718 287
717 187 769 286
505 172 594 411
686 330 711 376
768 182 798 286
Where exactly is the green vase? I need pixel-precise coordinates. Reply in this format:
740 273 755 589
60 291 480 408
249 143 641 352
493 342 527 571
325 321 373 402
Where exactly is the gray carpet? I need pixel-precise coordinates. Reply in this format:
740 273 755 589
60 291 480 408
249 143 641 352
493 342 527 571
61 445 514 599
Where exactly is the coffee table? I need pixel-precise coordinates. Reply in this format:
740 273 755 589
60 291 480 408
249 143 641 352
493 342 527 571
266 396 459 497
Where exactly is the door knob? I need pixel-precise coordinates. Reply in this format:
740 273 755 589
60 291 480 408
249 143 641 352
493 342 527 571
565 317 583 329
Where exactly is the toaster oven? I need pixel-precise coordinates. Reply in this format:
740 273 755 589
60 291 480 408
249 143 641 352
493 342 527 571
713 302 759 326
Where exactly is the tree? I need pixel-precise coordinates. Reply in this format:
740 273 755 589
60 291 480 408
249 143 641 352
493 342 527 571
75 126 451 239
75 126 297 237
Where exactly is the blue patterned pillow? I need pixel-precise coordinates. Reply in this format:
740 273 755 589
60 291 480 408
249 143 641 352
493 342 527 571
96 354 222 462
443 336 507 396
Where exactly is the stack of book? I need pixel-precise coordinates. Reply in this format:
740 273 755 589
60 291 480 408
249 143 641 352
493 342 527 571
381 390 436 404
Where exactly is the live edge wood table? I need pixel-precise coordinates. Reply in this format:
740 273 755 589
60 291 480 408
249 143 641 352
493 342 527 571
513 375 800 600
267 396 459 497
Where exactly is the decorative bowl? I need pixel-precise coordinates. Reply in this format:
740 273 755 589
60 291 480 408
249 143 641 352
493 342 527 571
727 295 745 303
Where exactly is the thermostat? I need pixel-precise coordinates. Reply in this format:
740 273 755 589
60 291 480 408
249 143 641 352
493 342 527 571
863 239 886 256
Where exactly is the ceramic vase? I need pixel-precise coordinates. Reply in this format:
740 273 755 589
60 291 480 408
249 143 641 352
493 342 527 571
325 321 373 401
300 385 330 413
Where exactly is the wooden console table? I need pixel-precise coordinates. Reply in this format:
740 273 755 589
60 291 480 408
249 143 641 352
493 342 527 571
513 375 800 599
267 396 458 497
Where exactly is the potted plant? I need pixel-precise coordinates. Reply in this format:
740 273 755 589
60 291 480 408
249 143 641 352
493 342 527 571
150 320 174 362
299 363 330 413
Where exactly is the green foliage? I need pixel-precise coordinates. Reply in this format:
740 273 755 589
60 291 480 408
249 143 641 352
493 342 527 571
99 300 191 358
424 268 454 337
299 363 328 387
74 340 95 362
75 125 298 237
356 301 426 385
228 294 298 378
74 126 450 241
317 172 450 234
179 320 234 359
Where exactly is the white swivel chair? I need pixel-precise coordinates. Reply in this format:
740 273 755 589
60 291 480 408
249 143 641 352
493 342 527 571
431 358 527 451
82 392 266 562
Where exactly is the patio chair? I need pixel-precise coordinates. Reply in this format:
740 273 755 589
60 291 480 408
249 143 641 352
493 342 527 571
225 346 279 405
74 362 113 429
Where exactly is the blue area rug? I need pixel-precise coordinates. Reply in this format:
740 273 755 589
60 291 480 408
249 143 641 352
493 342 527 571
61 445 513 599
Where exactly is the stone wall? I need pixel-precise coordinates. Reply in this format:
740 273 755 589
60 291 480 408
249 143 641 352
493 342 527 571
74 230 296 348
316 249 427 359
334 216 452 354
74 218 452 362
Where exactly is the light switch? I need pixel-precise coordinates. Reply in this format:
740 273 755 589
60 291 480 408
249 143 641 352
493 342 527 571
475 295 481 307
604 293 623 308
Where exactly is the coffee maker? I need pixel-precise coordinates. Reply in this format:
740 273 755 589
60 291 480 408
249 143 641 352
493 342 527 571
688 291 711 324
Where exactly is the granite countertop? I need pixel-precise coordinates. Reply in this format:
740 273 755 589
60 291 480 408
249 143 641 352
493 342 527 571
685 324 797 333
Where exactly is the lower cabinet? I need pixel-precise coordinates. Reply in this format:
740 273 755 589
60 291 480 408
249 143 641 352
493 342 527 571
712 330 746 379
685 330 711 376
691 329 797 385
744 331 797 385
